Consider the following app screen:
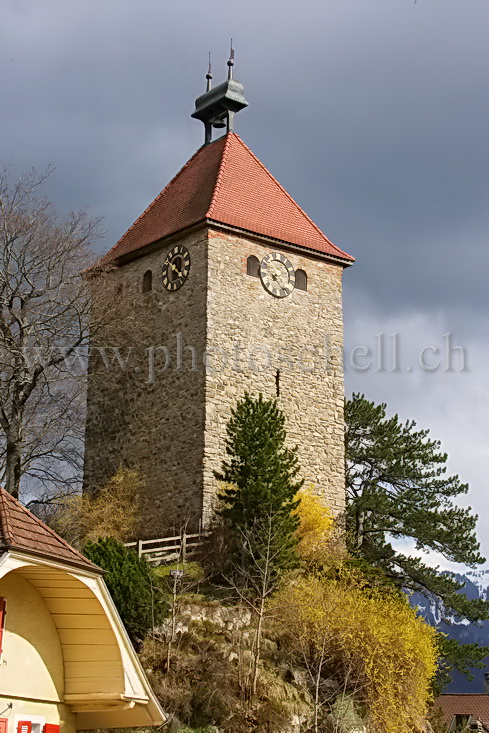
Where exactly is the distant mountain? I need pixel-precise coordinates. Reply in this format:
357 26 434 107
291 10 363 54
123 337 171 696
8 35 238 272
412 569 489 693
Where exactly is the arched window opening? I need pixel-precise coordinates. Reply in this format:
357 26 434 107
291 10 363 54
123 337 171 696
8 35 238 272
295 269 307 291
247 255 260 278
142 270 153 293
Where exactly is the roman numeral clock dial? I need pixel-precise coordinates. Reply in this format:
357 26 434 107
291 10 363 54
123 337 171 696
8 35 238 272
162 245 191 291
260 252 295 298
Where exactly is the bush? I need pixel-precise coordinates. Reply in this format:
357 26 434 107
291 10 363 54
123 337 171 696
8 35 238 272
53 467 146 546
272 571 438 733
293 485 335 567
83 537 166 647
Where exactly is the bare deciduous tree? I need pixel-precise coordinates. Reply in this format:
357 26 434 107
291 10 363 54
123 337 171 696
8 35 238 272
272 586 366 733
0 165 131 500
223 509 292 698
162 559 204 673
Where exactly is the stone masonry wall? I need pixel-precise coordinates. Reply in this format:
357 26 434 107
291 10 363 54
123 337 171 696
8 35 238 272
84 225 347 535
202 229 346 526
83 229 208 534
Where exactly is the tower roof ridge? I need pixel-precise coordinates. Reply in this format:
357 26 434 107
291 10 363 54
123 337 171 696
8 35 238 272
206 132 233 219
97 140 219 267
213 134 351 261
97 132 354 266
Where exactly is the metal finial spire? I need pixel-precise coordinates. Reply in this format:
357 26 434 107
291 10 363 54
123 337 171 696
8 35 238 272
206 52 212 91
227 39 234 80
192 40 248 145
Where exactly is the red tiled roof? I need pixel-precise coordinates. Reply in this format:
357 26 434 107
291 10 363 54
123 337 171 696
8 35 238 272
0 487 101 573
98 133 354 266
435 694 489 725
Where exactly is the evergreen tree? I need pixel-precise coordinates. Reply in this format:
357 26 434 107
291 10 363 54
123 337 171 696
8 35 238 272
216 393 303 585
435 636 489 693
345 393 488 623
216 393 304 696
84 537 166 648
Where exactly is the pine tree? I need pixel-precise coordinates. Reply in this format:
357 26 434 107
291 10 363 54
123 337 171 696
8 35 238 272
83 537 166 648
216 393 303 581
215 393 303 695
345 393 488 623
435 636 489 693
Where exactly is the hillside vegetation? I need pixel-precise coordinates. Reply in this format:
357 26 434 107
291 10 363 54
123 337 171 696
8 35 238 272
76 395 439 732
84 484 438 732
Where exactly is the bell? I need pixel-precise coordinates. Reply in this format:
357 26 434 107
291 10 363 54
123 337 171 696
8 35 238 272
212 117 226 129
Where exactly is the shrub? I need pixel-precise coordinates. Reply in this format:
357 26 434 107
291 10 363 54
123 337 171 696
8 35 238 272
53 467 145 546
272 572 438 733
83 537 166 647
293 485 334 566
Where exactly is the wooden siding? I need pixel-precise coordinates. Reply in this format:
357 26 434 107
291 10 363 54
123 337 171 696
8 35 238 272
15 567 124 696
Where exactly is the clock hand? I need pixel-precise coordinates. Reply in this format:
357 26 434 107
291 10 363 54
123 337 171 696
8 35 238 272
169 262 184 278
271 269 286 284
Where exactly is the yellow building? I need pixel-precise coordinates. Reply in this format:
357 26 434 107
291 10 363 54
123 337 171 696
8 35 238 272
0 488 165 733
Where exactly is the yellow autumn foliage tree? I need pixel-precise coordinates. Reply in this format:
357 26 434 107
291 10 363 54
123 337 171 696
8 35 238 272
293 486 335 566
52 467 145 547
272 572 438 733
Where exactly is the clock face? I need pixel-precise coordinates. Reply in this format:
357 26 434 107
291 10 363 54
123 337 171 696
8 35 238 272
260 252 295 298
162 245 191 291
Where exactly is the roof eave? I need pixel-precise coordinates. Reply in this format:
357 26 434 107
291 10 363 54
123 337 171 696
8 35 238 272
206 219 355 267
102 218 355 269
0 543 103 575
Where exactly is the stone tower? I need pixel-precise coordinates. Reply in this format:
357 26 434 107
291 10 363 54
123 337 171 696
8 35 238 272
83 64 354 534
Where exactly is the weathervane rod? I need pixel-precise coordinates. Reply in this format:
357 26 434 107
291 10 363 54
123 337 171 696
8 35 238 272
227 38 234 80
206 52 212 91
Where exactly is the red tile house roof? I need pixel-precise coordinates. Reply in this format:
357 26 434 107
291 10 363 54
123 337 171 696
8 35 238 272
99 132 354 266
0 487 101 573
435 694 489 728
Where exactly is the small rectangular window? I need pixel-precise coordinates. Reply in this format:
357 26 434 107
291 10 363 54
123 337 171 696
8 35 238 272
15 717 44 733
17 723 32 733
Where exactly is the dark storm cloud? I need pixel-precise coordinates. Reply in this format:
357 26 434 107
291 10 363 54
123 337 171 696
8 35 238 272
2 0 488 555
3 0 488 308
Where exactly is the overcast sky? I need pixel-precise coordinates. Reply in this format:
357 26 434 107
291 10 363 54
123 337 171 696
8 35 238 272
2 0 488 565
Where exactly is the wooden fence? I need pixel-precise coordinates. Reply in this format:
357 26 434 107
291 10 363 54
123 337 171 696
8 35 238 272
125 531 207 564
